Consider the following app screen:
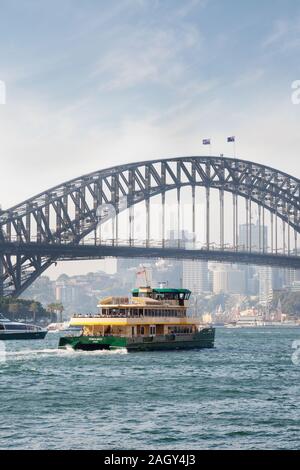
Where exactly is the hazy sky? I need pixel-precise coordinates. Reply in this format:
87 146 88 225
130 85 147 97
1 0 300 277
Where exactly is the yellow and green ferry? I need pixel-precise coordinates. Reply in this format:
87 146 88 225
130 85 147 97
58 287 215 352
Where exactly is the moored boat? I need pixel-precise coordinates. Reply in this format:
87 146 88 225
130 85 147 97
0 314 47 340
58 287 215 352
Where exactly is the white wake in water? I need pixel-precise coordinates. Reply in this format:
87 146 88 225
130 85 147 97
3 347 128 361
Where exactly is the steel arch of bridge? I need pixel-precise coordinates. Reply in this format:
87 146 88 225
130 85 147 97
1 155 300 297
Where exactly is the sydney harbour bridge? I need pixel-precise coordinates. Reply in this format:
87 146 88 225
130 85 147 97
1 155 300 297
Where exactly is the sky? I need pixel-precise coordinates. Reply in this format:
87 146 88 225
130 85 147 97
1 0 300 277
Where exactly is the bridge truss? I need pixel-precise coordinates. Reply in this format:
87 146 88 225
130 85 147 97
0 156 300 297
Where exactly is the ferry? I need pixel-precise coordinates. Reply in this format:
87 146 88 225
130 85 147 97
58 287 215 352
0 314 47 340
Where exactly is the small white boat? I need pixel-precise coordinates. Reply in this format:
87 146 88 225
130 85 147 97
47 321 70 333
0 314 47 340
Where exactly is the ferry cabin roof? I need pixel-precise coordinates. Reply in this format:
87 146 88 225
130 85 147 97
69 286 199 328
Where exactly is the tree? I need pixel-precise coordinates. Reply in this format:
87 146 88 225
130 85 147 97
47 303 64 322
29 302 39 322
8 303 19 318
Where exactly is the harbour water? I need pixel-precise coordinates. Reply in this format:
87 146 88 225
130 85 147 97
0 327 299 450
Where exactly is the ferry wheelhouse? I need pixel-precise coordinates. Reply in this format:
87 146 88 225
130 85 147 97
59 287 215 351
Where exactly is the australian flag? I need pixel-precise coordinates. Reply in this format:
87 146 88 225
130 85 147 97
227 136 235 143
202 139 211 145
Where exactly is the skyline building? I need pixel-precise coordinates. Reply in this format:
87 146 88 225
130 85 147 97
258 266 273 306
212 264 246 295
183 260 210 294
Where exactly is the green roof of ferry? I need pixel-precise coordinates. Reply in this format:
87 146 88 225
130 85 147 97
132 288 191 294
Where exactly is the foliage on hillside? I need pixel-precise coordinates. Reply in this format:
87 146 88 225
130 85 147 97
0 297 57 323
272 291 300 316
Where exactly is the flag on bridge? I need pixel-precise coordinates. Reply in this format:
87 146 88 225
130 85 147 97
227 136 235 143
202 139 211 145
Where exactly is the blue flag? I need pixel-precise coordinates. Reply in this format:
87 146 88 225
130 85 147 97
203 139 211 145
227 136 235 143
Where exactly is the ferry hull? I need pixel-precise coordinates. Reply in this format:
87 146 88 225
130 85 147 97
0 331 47 341
58 328 215 352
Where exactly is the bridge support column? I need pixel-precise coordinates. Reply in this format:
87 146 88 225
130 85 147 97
26 206 31 243
0 256 3 297
236 195 239 251
258 205 261 252
206 187 210 250
275 211 278 254
115 207 119 247
233 194 238 251
249 198 252 252
192 186 196 248
177 188 181 248
146 198 150 248
262 207 265 253
129 206 134 247
16 255 21 296
271 212 274 253
246 198 249 251
288 216 291 255
219 190 224 250
162 192 165 248
112 216 115 247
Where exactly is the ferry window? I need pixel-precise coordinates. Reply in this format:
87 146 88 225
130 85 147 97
7 324 27 330
150 325 156 336
0 324 4 330
139 309 143 316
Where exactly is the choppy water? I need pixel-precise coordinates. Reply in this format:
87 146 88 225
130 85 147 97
0 327 300 450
